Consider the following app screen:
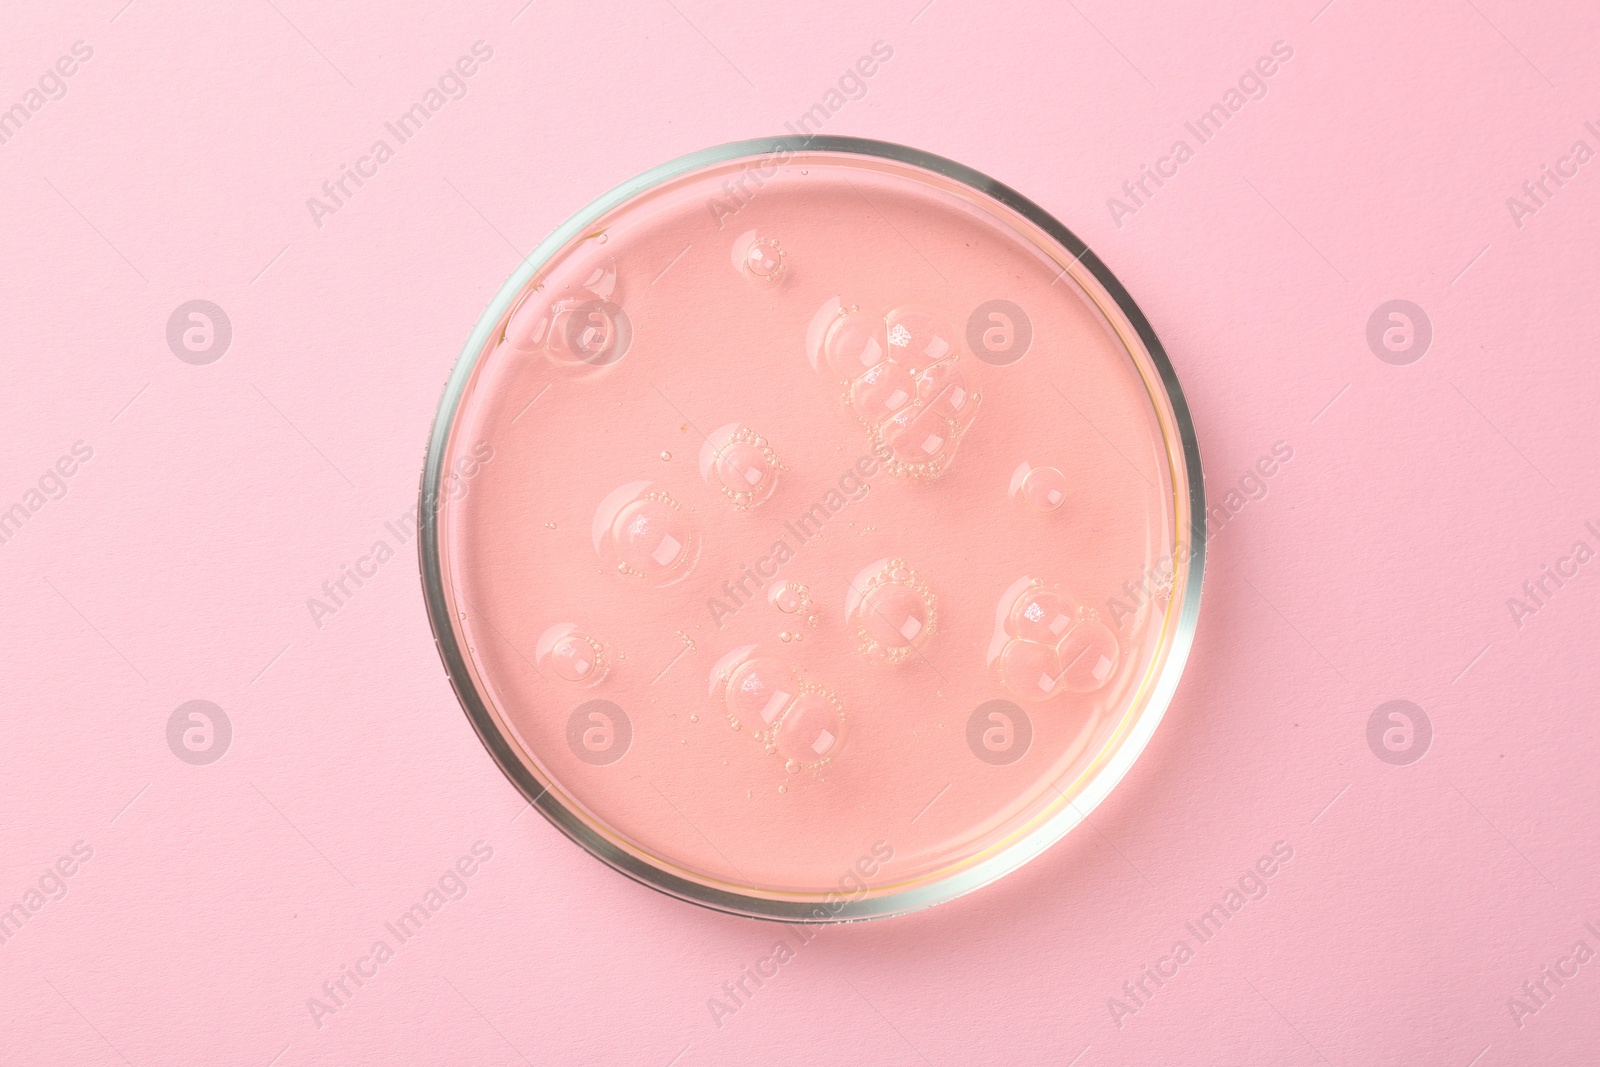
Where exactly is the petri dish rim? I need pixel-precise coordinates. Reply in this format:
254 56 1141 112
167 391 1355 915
418 135 1206 922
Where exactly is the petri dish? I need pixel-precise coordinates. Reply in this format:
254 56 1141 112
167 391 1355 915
420 137 1203 922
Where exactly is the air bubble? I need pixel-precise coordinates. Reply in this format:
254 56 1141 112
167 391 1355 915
881 403 955 469
710 646 847 769
723 655 799 726
824 307 888 378
611 497 693 577
822 302 981 480
1057 618 1119 693
502 253 627 378
847 558 937 667
593 482 701 586
773 687 847 769
1008 586 1076 645
998 637 1063 702
769 581 808 614
917 359 975 419
660 451 672 462
699 423 780 511
992 578 1119 701
884 306 956 373
536 623 607 687
849 360 917 424
1012 463 1068 513
548 298 632 372
743 236 785 280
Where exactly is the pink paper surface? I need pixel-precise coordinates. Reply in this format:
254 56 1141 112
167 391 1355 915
2 1 1597 1063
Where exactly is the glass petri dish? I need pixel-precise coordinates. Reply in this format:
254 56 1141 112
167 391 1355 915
420 137 1203 922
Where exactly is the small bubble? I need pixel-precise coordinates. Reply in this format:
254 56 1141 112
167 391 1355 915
600 487 700 585
596 233 609 244
544 522 557 530
539 627 607 686
850 559 937 667
660 451 671 461
1017 465 1068 513
778 784 788 794
779 631 792 642
704 423 781 511
770 580 811 614
785 759 800 774
689 714 699 723
743 237 785 281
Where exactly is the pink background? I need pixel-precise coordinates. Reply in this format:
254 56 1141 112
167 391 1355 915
2 0 1597 1063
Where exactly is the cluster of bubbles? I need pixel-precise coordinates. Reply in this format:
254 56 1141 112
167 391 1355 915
810 301 981 480
710 645 847 773
509 243 1122 784
500 253 630 379
769 580 820 641
588 421 787 595
987 577 1120 703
